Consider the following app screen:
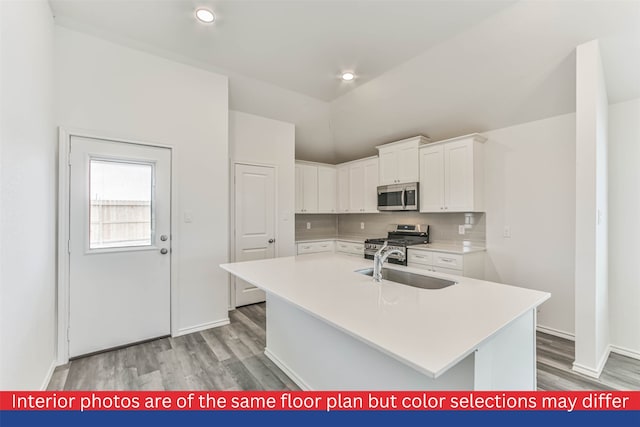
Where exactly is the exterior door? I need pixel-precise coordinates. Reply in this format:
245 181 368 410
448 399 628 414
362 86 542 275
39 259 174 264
234 164 276 307
69 136 171 357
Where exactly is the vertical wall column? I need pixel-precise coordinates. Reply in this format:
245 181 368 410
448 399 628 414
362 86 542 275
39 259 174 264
573 40 610 377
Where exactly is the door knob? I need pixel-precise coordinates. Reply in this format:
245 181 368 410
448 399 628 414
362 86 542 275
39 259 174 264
160 248 168 254
268 239 275 244
160 235 168 241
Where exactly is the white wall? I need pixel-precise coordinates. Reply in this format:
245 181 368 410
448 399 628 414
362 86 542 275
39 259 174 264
573 40 610 377
0 0 57 389
53 18 335 164
608 98 640 357
55 27 230 336
228 77 334 164
229 111 296 259
483 113 576 336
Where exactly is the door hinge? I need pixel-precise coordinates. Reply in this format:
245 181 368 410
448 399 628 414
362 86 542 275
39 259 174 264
66 327 70 342
68 239 71 254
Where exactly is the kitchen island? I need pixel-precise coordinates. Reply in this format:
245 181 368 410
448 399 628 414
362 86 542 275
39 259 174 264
221 253 550 390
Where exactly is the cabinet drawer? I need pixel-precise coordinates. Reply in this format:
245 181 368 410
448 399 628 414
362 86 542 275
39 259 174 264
407 250 433 266
336 241 364 255
432 253 463 270
297 241 334 255
432 266 462 276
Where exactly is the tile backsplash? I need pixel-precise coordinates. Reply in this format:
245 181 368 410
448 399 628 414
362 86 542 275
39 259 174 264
295 214 338 239
296 212 485 246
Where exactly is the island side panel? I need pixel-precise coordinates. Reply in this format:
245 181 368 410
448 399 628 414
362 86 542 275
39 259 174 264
473 309 537 390
264 293 475 390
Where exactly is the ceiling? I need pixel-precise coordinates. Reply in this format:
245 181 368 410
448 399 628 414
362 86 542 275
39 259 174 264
49 0 640 163
49 0 515 102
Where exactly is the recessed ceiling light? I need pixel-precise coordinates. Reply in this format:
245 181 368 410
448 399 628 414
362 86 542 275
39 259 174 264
195 8 215 24
341 72 355 81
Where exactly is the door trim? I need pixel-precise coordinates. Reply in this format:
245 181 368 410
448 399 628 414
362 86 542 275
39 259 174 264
57 127 176 364
229 161 279 309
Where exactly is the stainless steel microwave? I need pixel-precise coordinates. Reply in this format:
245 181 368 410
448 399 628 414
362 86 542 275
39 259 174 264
377 183 419 211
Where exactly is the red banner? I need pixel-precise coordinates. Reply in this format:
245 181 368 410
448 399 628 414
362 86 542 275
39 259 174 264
1 391 639 412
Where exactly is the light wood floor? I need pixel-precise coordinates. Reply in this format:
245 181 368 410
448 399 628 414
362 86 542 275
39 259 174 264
48 303 640 391
536 331 640 390
48 303 299 391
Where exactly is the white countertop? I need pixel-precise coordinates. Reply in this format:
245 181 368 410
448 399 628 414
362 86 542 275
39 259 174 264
220 253 549 378
409 243 486 254
296 236 364 244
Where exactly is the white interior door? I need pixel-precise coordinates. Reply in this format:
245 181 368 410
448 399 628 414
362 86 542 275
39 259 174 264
234 164 276 307
69 136 171 357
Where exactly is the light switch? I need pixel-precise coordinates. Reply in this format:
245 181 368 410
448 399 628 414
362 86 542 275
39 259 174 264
184 210 193 223
458 225 465 235
360 222 365 230
503 226 511 238
306 222 311 230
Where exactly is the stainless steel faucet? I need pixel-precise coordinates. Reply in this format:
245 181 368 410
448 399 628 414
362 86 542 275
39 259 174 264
373 241 405 282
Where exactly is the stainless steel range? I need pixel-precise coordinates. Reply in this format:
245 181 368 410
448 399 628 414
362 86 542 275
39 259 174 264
364 224 430 266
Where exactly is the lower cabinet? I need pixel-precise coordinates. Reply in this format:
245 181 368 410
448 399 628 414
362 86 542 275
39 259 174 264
296 240 365 256
335 241 365 257
297 240 335 255
407 248 484 279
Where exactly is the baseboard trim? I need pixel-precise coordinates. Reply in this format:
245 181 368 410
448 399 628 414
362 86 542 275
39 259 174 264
536 325 575 341
40 360 57 391
609 344 640 361
572 346 611 379
264 348 311 391
175 318 230 337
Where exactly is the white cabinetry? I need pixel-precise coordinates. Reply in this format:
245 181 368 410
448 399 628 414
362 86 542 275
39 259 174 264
335 240 365 257
296 240 335 255
377 136 429 185
336 164 350 213
317 166 337 213
336 157 378 214
419 134 486 213
295 161 336 214
407 248 484 279
297 239 364 256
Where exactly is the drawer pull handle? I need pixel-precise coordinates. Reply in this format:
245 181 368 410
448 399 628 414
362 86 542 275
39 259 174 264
414 255 425 259
441 258 455 263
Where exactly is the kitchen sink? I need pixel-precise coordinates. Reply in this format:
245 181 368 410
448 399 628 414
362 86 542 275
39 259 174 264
355 267 457 290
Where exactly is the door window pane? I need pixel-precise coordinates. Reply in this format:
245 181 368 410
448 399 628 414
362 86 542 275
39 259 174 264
90 160 153 249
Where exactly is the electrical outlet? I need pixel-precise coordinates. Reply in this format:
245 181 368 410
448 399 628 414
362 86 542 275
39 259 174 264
184 210 193 223
458 225 465 235
503 226 511 238
360 222 365 230
306 222 311 230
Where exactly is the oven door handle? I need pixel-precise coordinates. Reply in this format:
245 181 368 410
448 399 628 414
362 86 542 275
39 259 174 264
401 188 406 209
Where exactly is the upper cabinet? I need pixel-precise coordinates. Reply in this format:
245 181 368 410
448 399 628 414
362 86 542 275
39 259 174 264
295 162 336 214
337 157 379 213
317 165 337 213
376 136 430 185
336 164 350 213
419 134 486 213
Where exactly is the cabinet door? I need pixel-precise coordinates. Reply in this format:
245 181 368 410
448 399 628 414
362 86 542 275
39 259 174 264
444 140 473 212
295 164 304 213
317 166 336 213
336 165 350 213
349 162 365 212
396 145 419 183
362 159 379 213
378 149 398 185
419 145 444 212
301 164 318 213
